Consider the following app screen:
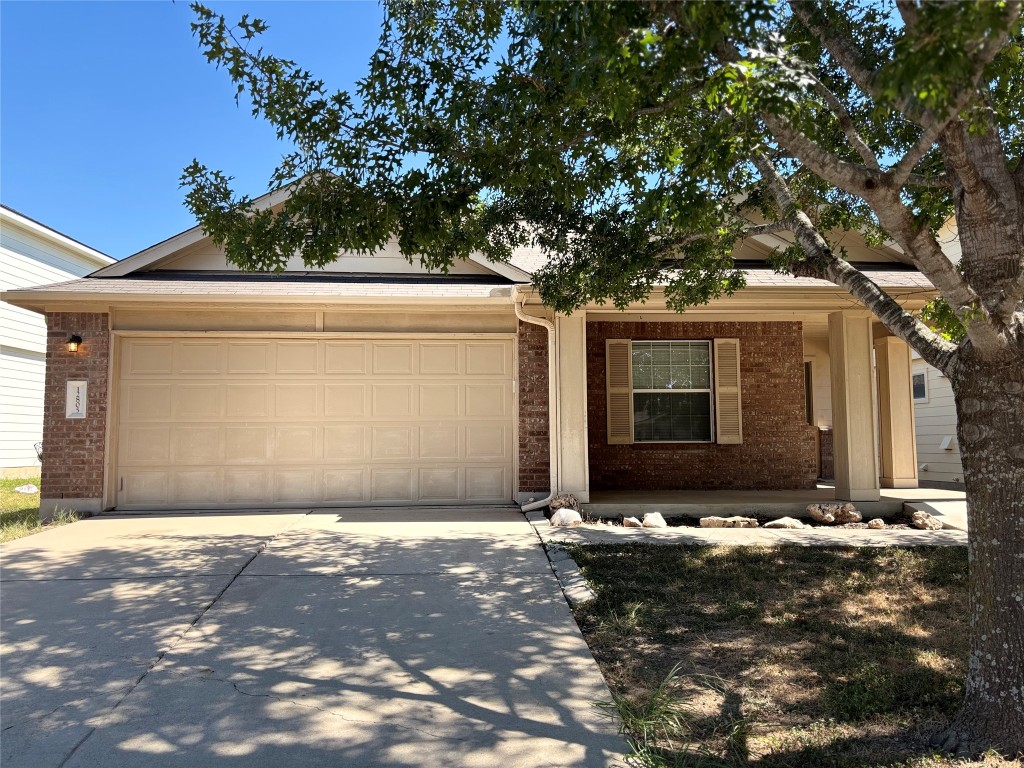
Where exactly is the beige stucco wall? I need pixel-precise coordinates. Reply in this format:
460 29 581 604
802 333 833 428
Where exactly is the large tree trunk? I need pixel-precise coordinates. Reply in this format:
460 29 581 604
947 348 1024 756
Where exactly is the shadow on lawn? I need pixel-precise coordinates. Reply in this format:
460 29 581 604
569 544 973 768
0 511 622 767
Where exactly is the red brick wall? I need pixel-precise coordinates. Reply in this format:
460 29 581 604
587 321 818 491
517 320 550 494
41 313 109 504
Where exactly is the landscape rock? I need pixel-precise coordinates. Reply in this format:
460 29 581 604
806 504 836 524
14 484 38 494
867 518 886 529
622 516 643 528
549 493 582 513
763 517 805 529
836 503 862 524
911 510 944 531
700 516 759 528
642 513 668 528
550 509 584 527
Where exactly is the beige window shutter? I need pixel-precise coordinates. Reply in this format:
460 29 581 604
606 339 633 444
714 338 743 444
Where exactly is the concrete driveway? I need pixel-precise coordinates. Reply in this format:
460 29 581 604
1 510 623 767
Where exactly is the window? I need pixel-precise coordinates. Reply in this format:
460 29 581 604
912 371 928 402
630 341 713 442
804 361 814 425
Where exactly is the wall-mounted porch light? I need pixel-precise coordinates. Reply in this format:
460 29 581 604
66 334 83 353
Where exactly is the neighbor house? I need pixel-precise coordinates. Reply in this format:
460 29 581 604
0 205 113 477
2 191 931 517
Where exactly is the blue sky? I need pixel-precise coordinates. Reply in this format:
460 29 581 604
1 1 384 259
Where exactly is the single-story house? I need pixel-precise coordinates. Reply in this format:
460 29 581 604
912 353 965 489
1 191 932 517
1 205 113 477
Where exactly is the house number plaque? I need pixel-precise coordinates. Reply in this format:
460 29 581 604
65 380 87 419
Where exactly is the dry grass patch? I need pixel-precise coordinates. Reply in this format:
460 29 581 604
568 544 1014 768
0 477 77 543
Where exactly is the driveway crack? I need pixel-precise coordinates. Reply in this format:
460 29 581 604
54 511 312 767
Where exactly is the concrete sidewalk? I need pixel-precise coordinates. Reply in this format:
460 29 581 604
1 510 623 767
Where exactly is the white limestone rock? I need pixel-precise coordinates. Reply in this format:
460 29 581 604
806 504 835 524
867 518 886 529
622 516 643 528
550 509 584 527
911 510 944 531
700 516 759 528
836 503 862 524
642 513 668 528
763 517 805 529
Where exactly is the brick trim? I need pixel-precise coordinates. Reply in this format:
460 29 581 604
517 320 550 494
40 312 109 507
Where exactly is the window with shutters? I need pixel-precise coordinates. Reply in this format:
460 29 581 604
631 341 713 442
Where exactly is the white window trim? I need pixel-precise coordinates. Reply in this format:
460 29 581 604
631 340 715 444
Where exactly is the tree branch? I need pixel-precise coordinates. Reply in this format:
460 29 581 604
751 151 958 370
789 2 878 101
808 73 881 171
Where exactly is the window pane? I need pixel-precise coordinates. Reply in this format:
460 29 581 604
633 392 712 441
912 372 926 400
632 340 712 392
631 343 653 389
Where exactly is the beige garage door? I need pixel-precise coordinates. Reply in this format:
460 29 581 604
115 336 514 509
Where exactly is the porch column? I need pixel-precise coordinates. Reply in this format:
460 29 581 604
555 313 590 502
874 335 919 488
828 312 880 501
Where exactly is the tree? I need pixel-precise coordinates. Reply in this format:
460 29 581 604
182 0 1024 754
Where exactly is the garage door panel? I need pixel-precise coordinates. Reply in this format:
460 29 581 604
175 470 222 504
372 426 414 459
419 425 459 459
124 384 171 421
419 384 460 418
275 384 319 418
325 384 365 417
173 384 222 419
177 341 223 375
126 341 174 376
466 466 508 502
324 425 367 460
224 469 271 503
274 426 317 461
227 342 271 374
172 426 221 464
274 469 318 503
225 384 270 418
373 344 415 375
117 336 513 508
324 468 366 503
371 468 415 502
120 426 170 464
225 427 269 463
275 341 319 374
419 467 460 501
420 343 460 375
372 384 412 417
465 383 510 417
466 424 509 460
324 343 366 374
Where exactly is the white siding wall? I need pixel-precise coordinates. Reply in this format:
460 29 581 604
0 211 111 471
912 357 965 486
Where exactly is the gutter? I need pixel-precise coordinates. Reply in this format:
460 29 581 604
513 288 558 513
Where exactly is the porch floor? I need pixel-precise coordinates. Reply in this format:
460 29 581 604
583 483 967 523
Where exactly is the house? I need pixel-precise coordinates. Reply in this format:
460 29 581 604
1 192 932 518
912 353 965 489
0 205 113 477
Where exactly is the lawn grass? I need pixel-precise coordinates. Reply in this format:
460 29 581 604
568 544 1014 768
0 476 77 543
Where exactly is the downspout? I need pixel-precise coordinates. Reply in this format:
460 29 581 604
514 289 559 512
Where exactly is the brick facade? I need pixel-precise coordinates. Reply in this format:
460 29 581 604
587 321 818 491
40 312 109 513
517 320 550 494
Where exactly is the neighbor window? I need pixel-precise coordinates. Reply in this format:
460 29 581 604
912 371 927 402
631 341 712 442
